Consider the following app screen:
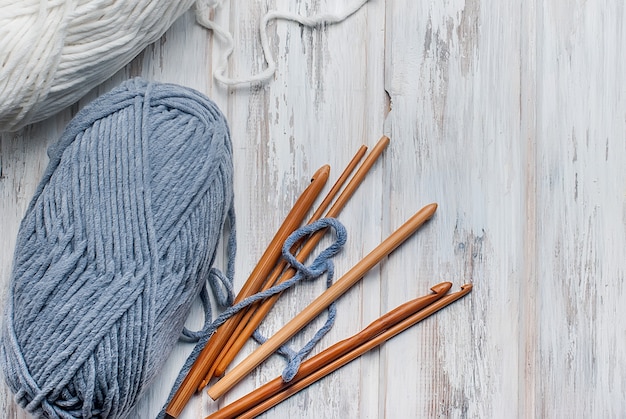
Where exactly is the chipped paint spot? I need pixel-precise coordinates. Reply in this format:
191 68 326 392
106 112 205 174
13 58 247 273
457 0 481 76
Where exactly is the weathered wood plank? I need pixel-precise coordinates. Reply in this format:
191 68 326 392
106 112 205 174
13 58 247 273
210 1 388 418
384 0 525 417
535 1 626 417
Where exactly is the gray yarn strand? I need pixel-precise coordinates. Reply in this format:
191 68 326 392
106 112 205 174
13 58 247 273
1 78 235 419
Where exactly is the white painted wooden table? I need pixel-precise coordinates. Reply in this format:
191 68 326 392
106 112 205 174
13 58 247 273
2 1 626 418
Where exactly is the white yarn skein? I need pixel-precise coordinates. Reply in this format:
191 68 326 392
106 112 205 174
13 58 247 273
195 0 370 88
0 0 195 132
0 0 370 131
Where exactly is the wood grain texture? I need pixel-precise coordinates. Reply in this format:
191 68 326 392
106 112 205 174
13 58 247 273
1 0 625 418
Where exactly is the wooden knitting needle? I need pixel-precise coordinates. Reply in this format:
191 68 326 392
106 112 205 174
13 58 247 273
207 202 438 400
209 283 473 419
205 281 452 418
208 136 390 380
165 165 329 419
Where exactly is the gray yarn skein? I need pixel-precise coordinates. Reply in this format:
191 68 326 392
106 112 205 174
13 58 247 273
0 78 235 418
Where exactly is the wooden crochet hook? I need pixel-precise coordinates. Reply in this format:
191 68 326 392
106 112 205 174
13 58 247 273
207 202 438 400
165 165 329 419
207 137 390 381
205 281 453 418
208 283 472 419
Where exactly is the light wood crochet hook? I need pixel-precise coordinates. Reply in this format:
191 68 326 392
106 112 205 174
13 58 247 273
207 202 438 400
207 283 472 419
208 137 390 381
165 165 329 419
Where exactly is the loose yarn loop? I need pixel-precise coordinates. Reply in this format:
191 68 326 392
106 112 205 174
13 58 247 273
0 78 235 418
258 218 346 383
0 0 195 131
195 0 371 87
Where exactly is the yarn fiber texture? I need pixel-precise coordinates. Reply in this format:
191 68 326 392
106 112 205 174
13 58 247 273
0 0 195 131
0 78 235 418
0 0 372 132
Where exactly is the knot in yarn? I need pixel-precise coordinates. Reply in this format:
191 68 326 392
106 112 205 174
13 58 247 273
1 78 235 418
0 0 196 131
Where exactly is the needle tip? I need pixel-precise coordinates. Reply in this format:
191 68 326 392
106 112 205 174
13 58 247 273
424 203 438 218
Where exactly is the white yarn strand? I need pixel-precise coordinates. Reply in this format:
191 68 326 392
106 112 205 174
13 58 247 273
195 0 371 88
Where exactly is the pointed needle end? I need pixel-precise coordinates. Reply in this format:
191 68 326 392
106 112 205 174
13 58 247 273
425 203 438 216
